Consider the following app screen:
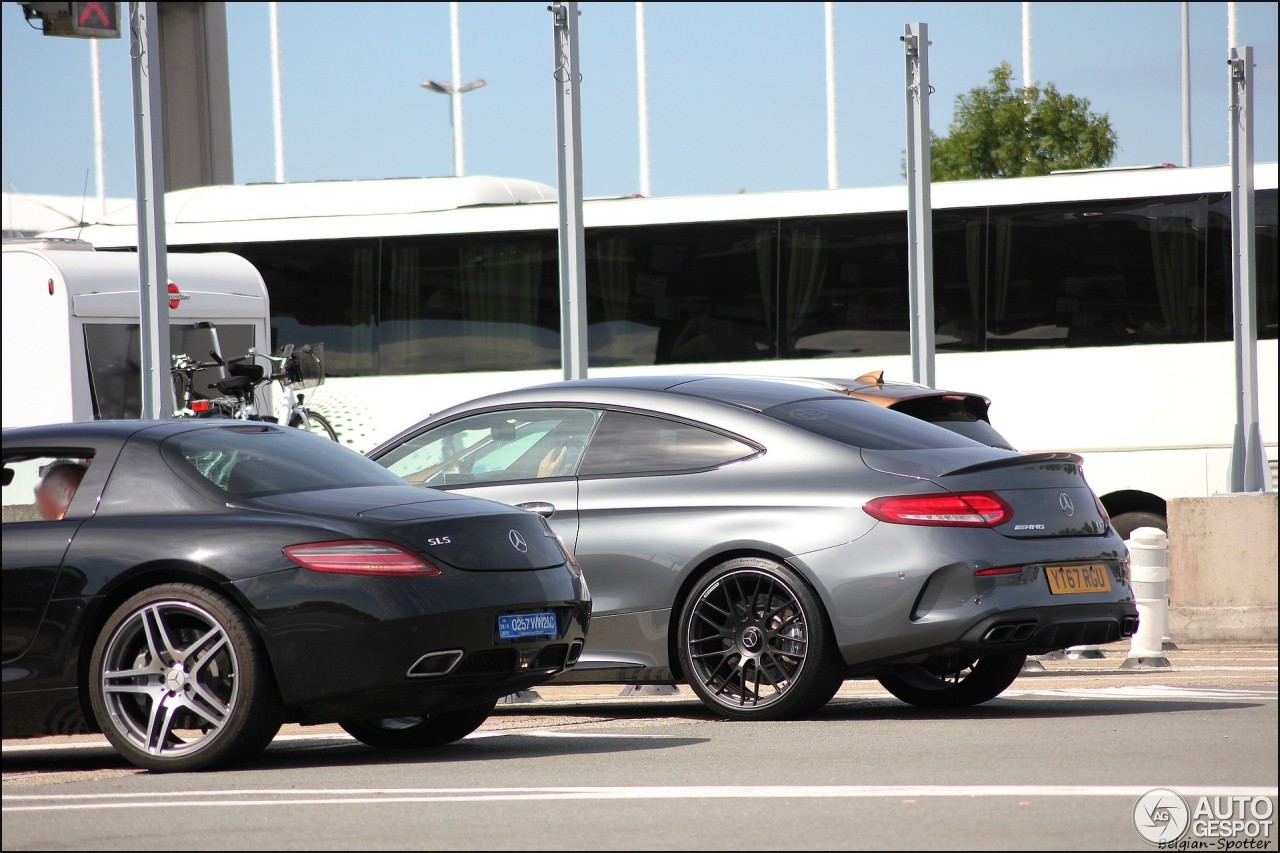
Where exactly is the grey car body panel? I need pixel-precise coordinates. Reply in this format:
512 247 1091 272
368 377 1136 682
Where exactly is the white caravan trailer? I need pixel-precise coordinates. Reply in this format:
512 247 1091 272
2 238 271 429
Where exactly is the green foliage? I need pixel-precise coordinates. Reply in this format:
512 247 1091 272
927 62 1118 181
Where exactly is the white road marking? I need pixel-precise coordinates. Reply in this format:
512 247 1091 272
4 785 1276 813
1004 685 1278 700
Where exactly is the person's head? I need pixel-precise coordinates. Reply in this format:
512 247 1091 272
36 462 87 521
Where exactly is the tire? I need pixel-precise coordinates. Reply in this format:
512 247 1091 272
88 583 282 772
677 557 845 721
289 409 339 441
339 701 496 749
876 653 1026 709
1109 511 1166 542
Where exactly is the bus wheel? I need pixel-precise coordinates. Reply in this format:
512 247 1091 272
1110 511 1166 541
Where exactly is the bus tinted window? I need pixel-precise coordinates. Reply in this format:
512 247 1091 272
204 238 378 377
381 232 560 374
984 193 1229 349
586 220 778 366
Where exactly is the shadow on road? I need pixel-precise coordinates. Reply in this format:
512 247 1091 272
1 729 710 776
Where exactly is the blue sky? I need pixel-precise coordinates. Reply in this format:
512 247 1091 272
2 1 1277 202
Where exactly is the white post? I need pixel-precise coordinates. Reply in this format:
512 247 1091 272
1021 2 1032 89
1181 1 1192 167
450 1 465 177
90 39 106 220
824 1 837 190
1228 45 1265 493
269 1 285 183
551 3 588 381
903 23 935 389
1122 528 1172 668
129 1 173 420
636 2 650 196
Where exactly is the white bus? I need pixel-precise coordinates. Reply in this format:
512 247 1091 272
51 167 1279 535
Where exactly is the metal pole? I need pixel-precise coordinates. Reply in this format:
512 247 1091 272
824 1 837 189
90 39 106 220
450 1 465 177
903 23 935 389
636 2 650 196
129 2 173 419
1021 2 1032 89
1227 45 1265 493
1181 1 1192 167
551 2 588 380
269 1 285 183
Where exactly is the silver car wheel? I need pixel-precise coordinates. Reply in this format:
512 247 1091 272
684 568 811 711
90 583 282 772
98 599 239 760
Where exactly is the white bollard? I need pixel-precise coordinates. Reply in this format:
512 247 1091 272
1122 527 1172 668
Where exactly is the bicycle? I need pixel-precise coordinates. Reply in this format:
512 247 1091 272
171 344 339 442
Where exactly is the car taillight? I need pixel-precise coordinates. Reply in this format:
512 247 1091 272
975 565 1023 576
283 540 441 576
863 492 1013 527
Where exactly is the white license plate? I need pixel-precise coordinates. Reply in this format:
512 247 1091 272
498 611 558 640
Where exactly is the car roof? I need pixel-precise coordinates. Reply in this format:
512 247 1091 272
521 375 844 412
1 419 293 445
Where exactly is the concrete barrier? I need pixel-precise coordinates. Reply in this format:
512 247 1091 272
1167 493 1277 643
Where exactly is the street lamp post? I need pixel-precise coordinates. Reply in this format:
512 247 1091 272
421 2 484 177
420 77 486 176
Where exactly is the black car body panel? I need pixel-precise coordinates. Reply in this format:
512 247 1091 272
2 420 589 741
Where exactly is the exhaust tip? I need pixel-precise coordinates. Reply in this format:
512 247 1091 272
407 649 463 678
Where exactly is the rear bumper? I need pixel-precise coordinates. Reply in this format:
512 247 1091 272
233 564 590 723
954 601 1138 655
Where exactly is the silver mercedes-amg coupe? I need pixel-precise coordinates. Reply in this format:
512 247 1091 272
369 375 1137 721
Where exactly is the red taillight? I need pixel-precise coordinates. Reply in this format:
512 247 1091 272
283 540 441 576
190 400 211 413
863 492 1013 527
975 565 1023 576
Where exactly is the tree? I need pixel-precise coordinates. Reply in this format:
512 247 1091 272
928 62 1118 181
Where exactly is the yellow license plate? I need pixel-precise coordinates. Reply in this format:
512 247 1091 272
1045 564 1112 595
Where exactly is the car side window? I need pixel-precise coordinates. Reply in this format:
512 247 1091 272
2 454 94 523
578 411 756 477
379 408 602 487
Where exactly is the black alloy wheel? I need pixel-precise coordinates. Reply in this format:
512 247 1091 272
876 653 1027 708
677 557 845 721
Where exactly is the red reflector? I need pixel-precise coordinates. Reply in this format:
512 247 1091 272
283 540 441 576
190 400 211 413
48 278 55 296
975 565 1024 576
863 492 1013 527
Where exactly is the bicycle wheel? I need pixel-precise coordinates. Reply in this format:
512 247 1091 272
289 409 339 441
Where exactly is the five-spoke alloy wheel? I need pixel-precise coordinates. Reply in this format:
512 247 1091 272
677 558 844 720
88 583 282 772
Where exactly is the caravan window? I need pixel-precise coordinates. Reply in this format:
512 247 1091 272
83 323 257 419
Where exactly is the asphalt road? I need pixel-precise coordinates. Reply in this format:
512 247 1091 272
3 644 1277 851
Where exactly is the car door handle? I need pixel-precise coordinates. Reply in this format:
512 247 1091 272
515 501 556 518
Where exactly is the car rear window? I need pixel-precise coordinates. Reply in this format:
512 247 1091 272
163 426 403 497
764 397 982 451
578 411 757 476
